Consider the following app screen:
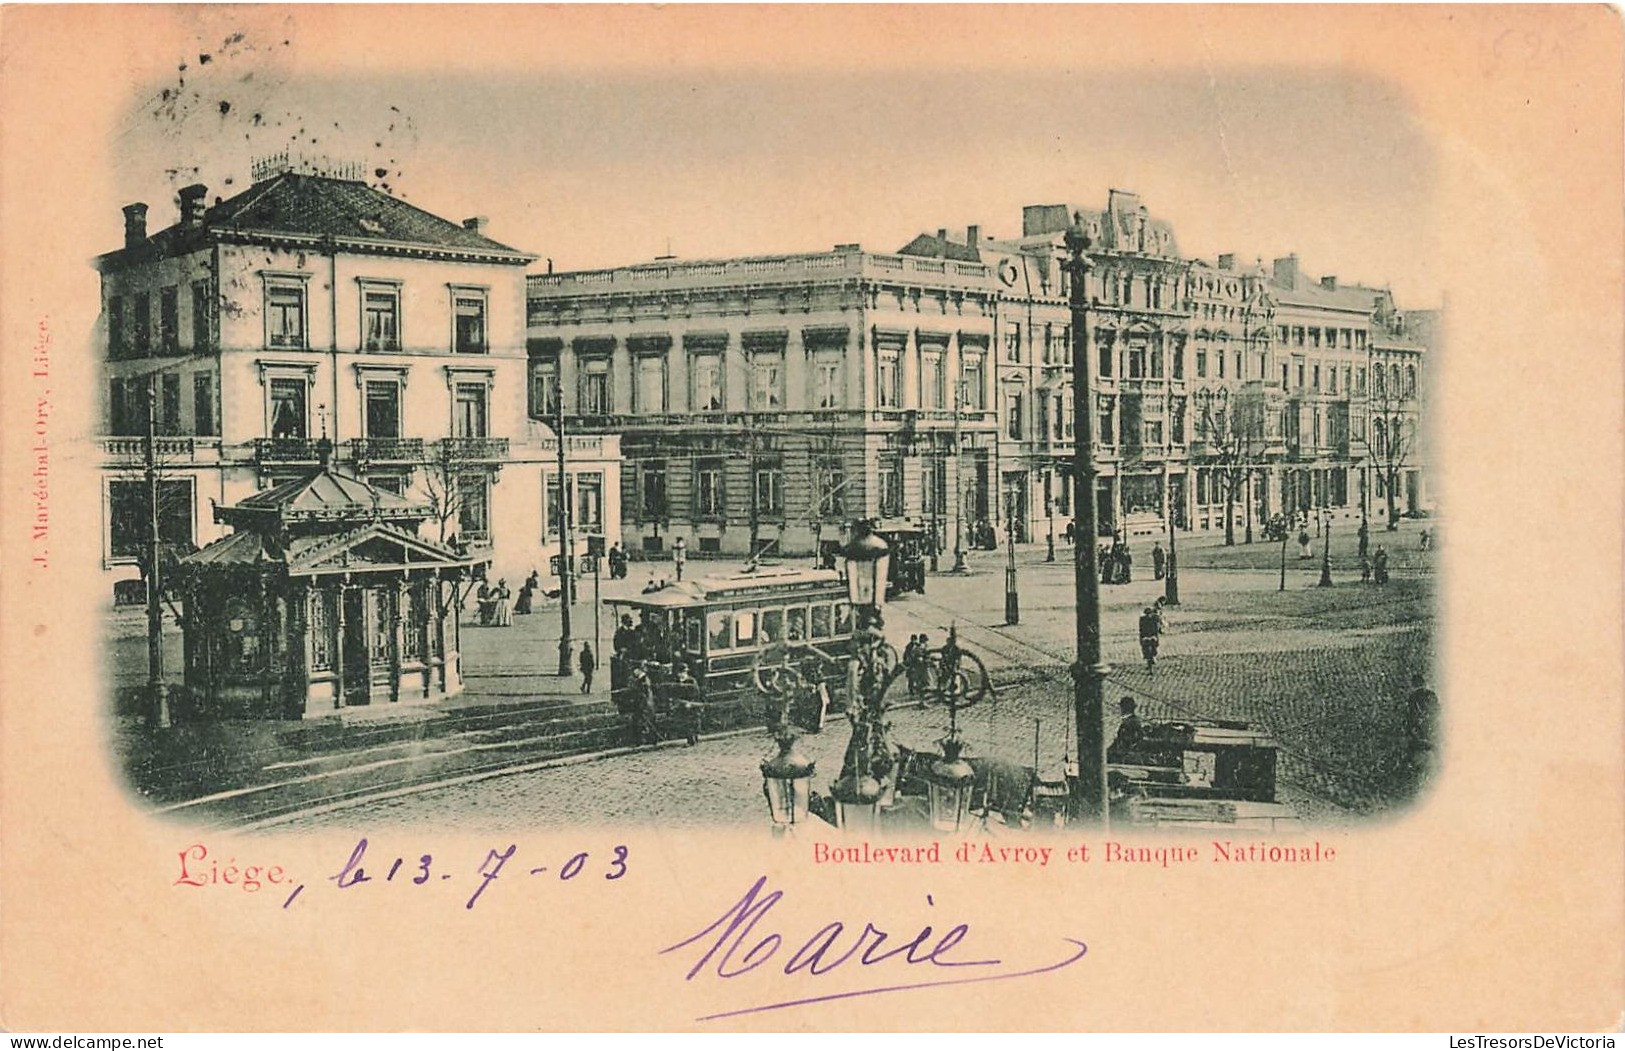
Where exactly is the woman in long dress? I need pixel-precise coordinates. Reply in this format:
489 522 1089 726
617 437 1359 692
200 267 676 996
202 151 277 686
494 579 514 626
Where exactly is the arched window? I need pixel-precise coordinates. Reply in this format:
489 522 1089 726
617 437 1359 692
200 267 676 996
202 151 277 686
1373 418 1387 459
1406 365 1417 397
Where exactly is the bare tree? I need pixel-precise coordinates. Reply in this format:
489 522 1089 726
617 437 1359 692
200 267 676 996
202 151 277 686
1196 386 1266 546
1360 376 1415 531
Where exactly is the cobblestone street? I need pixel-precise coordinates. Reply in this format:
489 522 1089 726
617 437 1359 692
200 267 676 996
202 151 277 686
271 518 1438 831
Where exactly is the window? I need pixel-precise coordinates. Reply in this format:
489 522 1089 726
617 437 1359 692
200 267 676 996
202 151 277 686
457 473 490 540
107 478 193 560
269 378 307 439
193 374 215 437
696 459 725 518
1196 349 1208 378
1145 419 1163 445
811 604 832 639
159 286 179 354
1312 364 1321 390
1375 367 1387 396
365 381 401 439
1328 367 1339 394
1037 397 1049 442
734 611 757 648
761 610 783 644
1127 347 1146 379
108 296 126 358
634 354 666 413
543 474 571 537
1172 342 1184 379
1098 341 1113 378
877 457 902 516
922 458 946 516
530 360 559 418
363 288 400 352
454 383 487 438
1235 352 1244 379
1006 391 1024 441
453 294 486 353
750 352 784 411
1004 324 1022 363
922 352 945 410
1296 362 1306 389
755 463 784 516
577 472 604 532
1097 398 1115 447
109 379 133 435
1406 365 1417 397
962 355 985 410
814 355 842 409
266 285 304 349
708 611 732 651
640 461 668 520
309 592 336 672
877 351 901 408
159 374 181 436
191 281 212 351
692 354 723 411
817 458 845 518
132 293 152 356
581 359 611 415
1171 397 1187 443
1216 350 1225 378
1151 346 1164 378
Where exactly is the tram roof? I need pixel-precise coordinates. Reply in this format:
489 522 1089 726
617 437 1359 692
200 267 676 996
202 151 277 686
611 566 845 609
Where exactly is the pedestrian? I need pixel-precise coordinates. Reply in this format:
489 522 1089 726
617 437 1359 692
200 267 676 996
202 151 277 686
493 578 513 627
673 536 687 581
1373 546 1389 585
1151 541 1166 581
674 664 701 745
1359 552 1372 584
579 641 597 693
1402 673 1438 783
1420 528 1431 551
1138 605 1162 673
1116 541 1133 584
1298 527 1312 558
476 579 495 626
1357 518 1370 559
1064 520 1076 546
1098 543 1112 585
515 570 538 615
608 542 626 580
902 635 922 697
1107 696 1144 762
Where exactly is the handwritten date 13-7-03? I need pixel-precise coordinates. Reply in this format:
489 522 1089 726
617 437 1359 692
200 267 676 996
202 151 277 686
278 837 629 911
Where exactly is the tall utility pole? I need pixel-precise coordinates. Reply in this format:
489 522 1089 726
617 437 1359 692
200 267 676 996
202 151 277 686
950 380 967 573
554 377 575 677
1064 218 1106 825
144 376 171 729
1164 488 1180 606
1004 490 1020 625
1318 502 1334 588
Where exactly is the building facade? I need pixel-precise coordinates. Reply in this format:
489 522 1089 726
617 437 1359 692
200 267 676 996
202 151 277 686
96 162 620 605
526 247 1002 561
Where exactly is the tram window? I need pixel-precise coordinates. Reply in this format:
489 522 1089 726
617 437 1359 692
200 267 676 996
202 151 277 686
685 616 702 652
708 611 732 651
735 611 758 646
834 602 852 634
811 605 832 639
786 607 807 641
761 609 783 644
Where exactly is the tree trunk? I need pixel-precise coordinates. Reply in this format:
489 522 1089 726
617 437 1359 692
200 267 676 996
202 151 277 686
1223 471 1237 546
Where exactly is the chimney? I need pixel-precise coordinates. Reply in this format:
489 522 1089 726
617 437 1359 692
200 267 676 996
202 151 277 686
1217 253 1235 270
1321 275 1338 290
966 224 980 246
936 228 948 242
463 216 489 234
178 184 208 228
122 203 148 248
1273 254 1299 287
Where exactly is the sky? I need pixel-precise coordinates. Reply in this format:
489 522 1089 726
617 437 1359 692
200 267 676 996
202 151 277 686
100 10 1441 305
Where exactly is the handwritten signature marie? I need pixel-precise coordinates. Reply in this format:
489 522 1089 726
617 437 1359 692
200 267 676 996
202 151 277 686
661 875 1088 1021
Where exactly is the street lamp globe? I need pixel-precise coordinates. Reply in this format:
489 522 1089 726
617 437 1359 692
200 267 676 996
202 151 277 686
829 770 884 831
842 521 891 610
760 731 815 829
924 734 977 833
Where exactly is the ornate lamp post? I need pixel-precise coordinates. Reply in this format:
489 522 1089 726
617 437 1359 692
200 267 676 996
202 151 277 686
1318 501 1334 588
1063 216 1108 825
1004 490 1020 626
830 520 894 829
760 730 815 831
921 626 991 833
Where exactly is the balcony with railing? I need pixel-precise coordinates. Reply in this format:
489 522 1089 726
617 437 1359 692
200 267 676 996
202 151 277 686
347 437 427 464
101 436 222 464
435 436 510 462
254 437 324 464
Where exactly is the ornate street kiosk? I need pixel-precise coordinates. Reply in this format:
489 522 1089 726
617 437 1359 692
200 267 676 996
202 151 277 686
176 460 481 719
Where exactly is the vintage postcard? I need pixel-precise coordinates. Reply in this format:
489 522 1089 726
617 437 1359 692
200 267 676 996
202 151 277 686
0 4 1620 1033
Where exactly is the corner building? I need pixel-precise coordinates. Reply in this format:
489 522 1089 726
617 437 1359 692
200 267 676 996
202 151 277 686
95 163 620 604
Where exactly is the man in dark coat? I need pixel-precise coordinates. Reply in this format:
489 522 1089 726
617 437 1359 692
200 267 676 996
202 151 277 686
1138 606 1162 673
1151 542 1166 580
1373 546 1390 584
1357 519 1370 559
579 642 597 693
1107 696 1145 762
1403 674 1438 783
